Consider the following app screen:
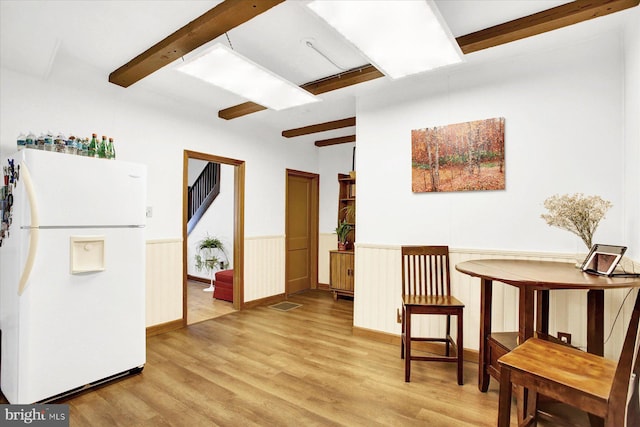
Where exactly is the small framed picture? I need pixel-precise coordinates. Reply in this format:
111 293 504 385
581 244 627 276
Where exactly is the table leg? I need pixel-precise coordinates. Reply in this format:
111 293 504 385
536 290 549 335
587 289 605 427
479 278 492 392
519 287 535 343
515 287 536 425
587 289 604 356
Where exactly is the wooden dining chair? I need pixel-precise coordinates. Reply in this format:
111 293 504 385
497 288 640 427
401 245 464 384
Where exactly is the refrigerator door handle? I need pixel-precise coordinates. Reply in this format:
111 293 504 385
18 163 40 295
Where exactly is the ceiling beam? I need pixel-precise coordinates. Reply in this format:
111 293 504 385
109 0 285 88
218 102 267 120
315 135 356 147
218 66 382 120
282 117 356 138
300 65 383 95
220 0 638 120
456 0 639 54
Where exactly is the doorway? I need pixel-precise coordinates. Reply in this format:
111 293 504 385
285 169 319 296
183 150 245 326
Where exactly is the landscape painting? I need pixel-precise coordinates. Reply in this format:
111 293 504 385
411 117 505 193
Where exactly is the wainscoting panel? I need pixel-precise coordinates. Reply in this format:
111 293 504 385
145 239 183 327
244 235 285 303
354 244 639 359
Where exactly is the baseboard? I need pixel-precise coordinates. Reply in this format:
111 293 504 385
317 282 331 291
352 326 479 363
187 274 210 284
242 293 286 309
146 319 183 337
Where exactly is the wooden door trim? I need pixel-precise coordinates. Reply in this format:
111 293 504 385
285 169 319 295
183 150 245 326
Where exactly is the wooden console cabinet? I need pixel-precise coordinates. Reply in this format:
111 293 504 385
329 250 354 300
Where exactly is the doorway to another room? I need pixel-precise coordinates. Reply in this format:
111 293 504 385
183 150 245 325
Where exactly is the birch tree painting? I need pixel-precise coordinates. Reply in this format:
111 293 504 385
411 117 505 193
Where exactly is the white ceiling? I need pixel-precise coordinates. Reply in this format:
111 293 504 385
0 0 634 145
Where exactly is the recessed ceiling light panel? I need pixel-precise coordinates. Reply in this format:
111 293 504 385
307 0 463 79
177 43 319 111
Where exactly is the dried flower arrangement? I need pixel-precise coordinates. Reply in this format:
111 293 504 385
541 193 612 249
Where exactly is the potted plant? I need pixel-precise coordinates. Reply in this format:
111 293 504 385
335 220 353 251
540 193 612 266
194 235 227 292
540 193 612 249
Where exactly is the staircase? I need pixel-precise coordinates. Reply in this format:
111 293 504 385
187 162 221 235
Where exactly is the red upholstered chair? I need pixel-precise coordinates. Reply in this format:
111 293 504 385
213 269 233 302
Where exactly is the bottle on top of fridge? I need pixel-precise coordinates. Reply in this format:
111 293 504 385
54 133 66 153
88 134 98 157
66 135 77 155
25 132 36 149
16 133 26 151
107 137 115 160
97 135 107 159
44 131 54 151
36 133 45 150
75 138 85 156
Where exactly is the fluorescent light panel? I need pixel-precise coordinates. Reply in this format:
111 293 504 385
177 43 318 111
307 0 463 79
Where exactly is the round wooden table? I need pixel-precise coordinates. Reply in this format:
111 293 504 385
455 259 640 392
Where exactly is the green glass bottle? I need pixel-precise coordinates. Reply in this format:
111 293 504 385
97 135 107 159
88 133 98 157
107 137 115 160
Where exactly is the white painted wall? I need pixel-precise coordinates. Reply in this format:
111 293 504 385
356 31 627 254
187 158 207 186
623 9 640 262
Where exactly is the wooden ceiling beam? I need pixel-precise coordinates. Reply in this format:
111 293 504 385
282 117 356 138
218 102 266 120
456 0 639 54
314 135 356 147
300 65 384 95
109 0 285 88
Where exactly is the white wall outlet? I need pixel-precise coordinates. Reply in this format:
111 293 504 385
146 206 153 218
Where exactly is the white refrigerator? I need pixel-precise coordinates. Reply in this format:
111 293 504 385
0 149 146 404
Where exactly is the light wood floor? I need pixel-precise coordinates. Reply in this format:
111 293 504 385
187 280 236 325
67 290 512 426
3 290 587 426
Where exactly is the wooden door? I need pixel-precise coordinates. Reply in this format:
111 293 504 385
286 170 319 296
